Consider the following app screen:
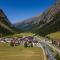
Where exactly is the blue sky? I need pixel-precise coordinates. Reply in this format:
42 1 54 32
0 0 56 23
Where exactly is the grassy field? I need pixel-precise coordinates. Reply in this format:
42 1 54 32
47 31 60 40
0 43 44 60
4 32 35 38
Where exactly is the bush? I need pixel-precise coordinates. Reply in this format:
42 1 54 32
55 53 60 60
10 42 14 47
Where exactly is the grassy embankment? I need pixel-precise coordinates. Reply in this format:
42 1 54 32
46 31 60 40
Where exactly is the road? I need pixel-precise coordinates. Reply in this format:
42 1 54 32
35 36 60 60
40 41 56 60
35 36 56 60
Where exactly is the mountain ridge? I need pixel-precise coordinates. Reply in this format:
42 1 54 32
0 9 21 37
15 0 60 36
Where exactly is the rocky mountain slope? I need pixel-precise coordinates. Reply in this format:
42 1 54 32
15 0 60 36
0 9 21 37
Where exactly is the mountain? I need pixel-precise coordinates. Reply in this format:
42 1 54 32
0 9 21 37
14 16 40 31
36 0 60 36
15 0 60 36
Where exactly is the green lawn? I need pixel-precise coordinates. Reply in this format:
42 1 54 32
0 43 44 60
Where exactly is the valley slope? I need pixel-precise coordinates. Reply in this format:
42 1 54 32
0 9 21 37
15 0 60 36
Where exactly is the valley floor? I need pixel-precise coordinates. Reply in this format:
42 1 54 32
0 43 44 60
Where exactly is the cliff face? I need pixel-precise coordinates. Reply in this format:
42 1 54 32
15 0 60 36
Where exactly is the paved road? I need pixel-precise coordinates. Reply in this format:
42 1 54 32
40 42 56 60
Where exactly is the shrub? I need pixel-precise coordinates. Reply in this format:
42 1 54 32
55 53 60 60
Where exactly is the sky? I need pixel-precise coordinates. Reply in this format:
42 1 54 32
0 0 56 23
